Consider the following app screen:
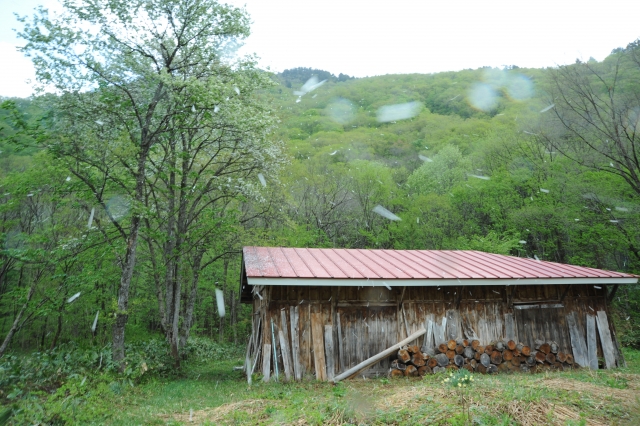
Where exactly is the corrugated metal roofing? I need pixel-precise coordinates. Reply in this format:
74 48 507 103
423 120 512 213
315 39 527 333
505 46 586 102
243 246 638 282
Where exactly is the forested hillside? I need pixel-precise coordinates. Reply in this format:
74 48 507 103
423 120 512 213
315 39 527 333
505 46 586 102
2 40 640 365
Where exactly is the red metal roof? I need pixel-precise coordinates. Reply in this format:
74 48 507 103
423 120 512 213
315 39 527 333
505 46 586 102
243 247 638 281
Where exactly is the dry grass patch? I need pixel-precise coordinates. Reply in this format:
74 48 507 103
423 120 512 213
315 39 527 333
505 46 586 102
159 399 269 424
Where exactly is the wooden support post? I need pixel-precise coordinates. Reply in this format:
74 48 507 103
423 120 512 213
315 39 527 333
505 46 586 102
333 328 427 383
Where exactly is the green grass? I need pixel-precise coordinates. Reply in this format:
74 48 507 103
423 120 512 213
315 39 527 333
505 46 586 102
5 348 640 425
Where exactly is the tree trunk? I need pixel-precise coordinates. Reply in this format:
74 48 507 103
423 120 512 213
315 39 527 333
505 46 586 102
179 251 203 349
112 149 148 367
0 282 35 357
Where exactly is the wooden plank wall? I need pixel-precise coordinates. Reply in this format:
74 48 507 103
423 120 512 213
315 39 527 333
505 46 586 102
246 284 621 380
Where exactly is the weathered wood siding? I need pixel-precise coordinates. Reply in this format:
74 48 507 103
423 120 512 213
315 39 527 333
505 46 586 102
246 284 621 380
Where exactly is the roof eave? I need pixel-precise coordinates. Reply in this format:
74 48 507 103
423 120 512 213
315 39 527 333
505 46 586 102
246 277 638 286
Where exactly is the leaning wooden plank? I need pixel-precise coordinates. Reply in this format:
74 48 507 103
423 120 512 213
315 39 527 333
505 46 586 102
596 311 617 369
324 325 336 381
310 312 327 381
289 306 302 381
566 312 588 367
278 330 293 381
333 327 427 383
424 314 435 349
586 314 598 370
280 310 293 381
262 344 271 382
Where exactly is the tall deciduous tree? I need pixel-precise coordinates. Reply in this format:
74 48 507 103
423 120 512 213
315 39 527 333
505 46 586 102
18 0 274 365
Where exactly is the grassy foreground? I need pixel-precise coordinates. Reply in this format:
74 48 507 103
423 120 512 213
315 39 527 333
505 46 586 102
100 350 640 425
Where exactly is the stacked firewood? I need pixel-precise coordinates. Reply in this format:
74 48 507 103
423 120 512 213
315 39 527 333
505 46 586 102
389 339 578 377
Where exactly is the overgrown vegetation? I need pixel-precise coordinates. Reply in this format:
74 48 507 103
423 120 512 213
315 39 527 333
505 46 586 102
3 342 638 424
1 0 640 423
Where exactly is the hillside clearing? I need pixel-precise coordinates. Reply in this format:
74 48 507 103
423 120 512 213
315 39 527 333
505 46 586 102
104 350 640 425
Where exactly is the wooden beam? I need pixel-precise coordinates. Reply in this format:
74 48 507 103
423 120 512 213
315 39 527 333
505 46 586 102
398 286 407 306
332 328 427 383
455 286 465 309
559 284 572 302
607 284 619 302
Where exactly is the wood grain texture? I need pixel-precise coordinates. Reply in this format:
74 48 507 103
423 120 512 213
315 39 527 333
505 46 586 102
310 312 326 381
566 312 588 367
596 311 616 369
289 306 302 381
262 344 271 382
324 324 335 381
585 314 598 370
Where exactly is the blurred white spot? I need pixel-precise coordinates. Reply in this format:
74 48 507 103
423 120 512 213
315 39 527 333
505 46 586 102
540 188 549 193
234 87 240 95
88 207 95 228
609 220 619 223
296 76 327 98
468 83 498 111
27 193 33 197
329 150 338 156
540 104 555 113
519 240 526 244
91 311 99 333
606 208 611 211
214 105 220 113
95 120 104 126
372 205 401 221
67 292 81 303
610 163 615 167
468 174 490 180
215 288 225 317
534 255 540 262
191 105 196 113
106 196 130 220
594 286 602 289
523 131 538 135
376 101 422 122
383 282 392 290
327 98 355 124
615 207 628 212
419 155 433 162
575 218 580 221
506 75 533 101
66 176 71 182
416 217 420 224
257 173 267 187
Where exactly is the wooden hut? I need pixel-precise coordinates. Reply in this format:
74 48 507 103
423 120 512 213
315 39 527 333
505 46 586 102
240 247 637 381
